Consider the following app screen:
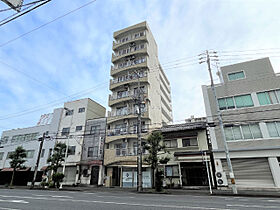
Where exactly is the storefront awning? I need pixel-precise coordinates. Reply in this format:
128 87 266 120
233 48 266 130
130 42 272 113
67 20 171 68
78 160 102 166
40 166 48 171
1 167 31 172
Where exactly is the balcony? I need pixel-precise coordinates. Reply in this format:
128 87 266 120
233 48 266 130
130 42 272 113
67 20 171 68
111 59 147 76
104 149 137 166
112 48 147 63
106 125 149 143
107 109 149 124
113 31 147 50
109 76 148 91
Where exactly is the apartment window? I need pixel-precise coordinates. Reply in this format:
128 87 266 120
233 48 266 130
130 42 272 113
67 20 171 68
0 152 4 160
133 103 146 114
134 86 145 96
68 146 76 155
90 125 100 135
182 138 198 147
266 122 280 137
115 124 127 135
26 150 35 158
257 89 280 106
65 109 74 116
165 165 179 177
78 107 85 113
7 152 13 159
41 149 45 158
133 142 138 155
88 147 93 157
76 126 83 131
0 136 9 144
48 148 53 160
62 127 70 136
115 143 126 156
115 144 121 156
218 94 253 110
117 90 128 99
116 106 128 116
164 139 177 148
228 71 245 81
224 123 262 141
31 133 39 140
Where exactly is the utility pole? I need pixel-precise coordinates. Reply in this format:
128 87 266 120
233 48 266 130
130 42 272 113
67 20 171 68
60 107 73 189
203 151 212 194
31 132 46 189
200 50 238 194
134 70 143 192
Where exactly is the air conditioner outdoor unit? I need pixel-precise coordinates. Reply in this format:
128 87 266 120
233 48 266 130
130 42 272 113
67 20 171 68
215 171 228 187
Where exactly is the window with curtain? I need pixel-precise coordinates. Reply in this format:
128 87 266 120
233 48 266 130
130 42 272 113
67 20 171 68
228 71 245 81
224 123 262 141
218 94 253 110
266 122 280 137
257 89 280 106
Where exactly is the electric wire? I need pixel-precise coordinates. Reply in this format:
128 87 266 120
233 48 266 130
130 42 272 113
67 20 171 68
0 0 97 47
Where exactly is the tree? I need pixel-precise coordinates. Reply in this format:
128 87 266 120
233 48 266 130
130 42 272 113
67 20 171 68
47 142 66 188
9 146 27 186
144 131 169 191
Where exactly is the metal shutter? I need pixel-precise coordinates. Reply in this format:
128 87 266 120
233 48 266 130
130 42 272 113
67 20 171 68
222 158 274 188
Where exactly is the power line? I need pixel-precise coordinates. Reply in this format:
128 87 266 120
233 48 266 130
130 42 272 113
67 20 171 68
0 0 47 12
0 81 108 120
0 60 67 96
218 48 280 54
0 0 97 48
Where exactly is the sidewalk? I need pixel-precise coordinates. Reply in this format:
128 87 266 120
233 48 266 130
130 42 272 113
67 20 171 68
2 185 280 198
58 186 280 198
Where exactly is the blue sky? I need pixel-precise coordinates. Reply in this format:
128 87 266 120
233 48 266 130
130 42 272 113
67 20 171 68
0 0 280 134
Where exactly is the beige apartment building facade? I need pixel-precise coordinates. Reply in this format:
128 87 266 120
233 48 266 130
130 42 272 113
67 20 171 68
105 21 172 187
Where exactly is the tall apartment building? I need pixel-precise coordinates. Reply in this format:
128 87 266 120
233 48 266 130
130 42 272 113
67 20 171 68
0 108 63 185
57 98 106 185
104 21 173 187
202 57 280 189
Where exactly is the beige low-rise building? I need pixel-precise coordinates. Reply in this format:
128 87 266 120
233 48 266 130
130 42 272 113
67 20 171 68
160 117 214 188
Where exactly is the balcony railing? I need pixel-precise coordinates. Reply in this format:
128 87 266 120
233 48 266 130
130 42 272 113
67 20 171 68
111 57 146 71
111 71 147 85
108 108 147 118
113 44 146 59
115 147 138 156
109 90 147 101
113 31 146 48
107 125 148 136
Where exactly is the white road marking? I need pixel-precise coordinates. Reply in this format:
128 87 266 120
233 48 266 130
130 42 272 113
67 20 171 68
51 195 72 198
0 207 20 210
0 195 228 210
96 195 135 199
227 204 280 209
0 199 28 204
268 199 280 203
32 194 72 198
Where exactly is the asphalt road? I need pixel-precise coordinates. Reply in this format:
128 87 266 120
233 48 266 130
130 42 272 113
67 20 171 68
0 188 279 210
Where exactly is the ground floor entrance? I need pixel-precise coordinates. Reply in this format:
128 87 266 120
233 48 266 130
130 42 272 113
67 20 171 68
106 166 152 188
181 162 209 186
